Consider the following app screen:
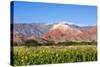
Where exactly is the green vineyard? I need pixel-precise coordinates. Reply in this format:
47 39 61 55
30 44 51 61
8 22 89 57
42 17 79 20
11 45 97 66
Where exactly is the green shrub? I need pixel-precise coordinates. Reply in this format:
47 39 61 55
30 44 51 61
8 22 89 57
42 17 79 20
24 39 40 47
13 39 97 46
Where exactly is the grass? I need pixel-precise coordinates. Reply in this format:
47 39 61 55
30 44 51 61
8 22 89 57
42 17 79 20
11 45 97 66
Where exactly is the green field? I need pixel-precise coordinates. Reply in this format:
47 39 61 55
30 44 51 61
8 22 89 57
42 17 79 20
11 45 97 66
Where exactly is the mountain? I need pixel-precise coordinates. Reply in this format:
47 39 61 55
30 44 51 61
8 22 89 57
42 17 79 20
77 26 97 41
42 23 82 42
13 33 25 44
13 22 97 43
13 23 50 37
42 22 97 42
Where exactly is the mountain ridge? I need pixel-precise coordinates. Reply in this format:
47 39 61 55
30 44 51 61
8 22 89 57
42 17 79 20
13 22 97 43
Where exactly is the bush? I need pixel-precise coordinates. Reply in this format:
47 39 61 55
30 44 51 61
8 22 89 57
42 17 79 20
13 39 97 46
43 40 55 46
13 42 23 46
24 39 40 47
57 40 97 46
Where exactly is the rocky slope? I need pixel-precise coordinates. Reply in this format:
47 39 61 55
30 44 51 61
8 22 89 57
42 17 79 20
12 22 97 43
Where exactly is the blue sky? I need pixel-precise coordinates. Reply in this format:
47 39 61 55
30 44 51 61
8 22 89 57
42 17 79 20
12 1 97 25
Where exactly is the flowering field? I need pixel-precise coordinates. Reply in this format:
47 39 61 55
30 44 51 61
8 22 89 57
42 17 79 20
11 45 97 66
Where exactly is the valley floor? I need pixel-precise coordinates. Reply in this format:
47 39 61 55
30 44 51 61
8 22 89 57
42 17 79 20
11 45 97 66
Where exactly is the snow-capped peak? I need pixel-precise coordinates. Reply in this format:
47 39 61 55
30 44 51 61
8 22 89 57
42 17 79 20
50 21 70 31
